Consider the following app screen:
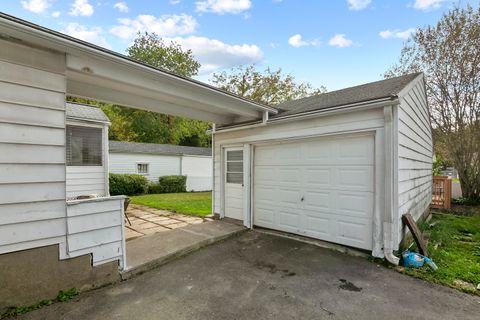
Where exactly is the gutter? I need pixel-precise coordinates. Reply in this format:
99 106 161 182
214 97 398 134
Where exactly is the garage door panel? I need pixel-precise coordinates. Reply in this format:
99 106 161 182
277 143 302 162
303 191 331 210
304 168 331 186
337 192 373 218
337 136 374 165
255 207 275 226
303 214 332 238
336 218 373 248
336 167 374 191
305 140 333 162
275 188 301 208
255 185 276 199
277 168 302 184
254 134 374 251
276 210 300 232
255 167 276 182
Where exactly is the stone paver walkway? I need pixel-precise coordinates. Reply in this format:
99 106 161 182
125 204 213 240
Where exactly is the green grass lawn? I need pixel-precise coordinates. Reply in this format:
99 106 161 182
402 211 480 294
131 192 212 217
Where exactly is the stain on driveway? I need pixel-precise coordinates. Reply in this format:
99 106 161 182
19 232 480 320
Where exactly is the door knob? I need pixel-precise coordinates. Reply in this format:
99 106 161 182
301 196 304 201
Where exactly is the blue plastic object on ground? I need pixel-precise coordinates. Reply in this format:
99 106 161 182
402 250 425 268
402 250 438 270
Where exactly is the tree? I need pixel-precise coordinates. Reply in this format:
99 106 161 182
211 65 326 106
102 32 211 147
127 32 200 77
385 5 480 201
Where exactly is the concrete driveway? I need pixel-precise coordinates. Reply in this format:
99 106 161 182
20 232 479 320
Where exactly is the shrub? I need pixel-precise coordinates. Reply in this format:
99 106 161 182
147 175 187 194
109 173 149 196
147 182 164 194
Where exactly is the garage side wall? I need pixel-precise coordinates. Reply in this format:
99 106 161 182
0 38 67 255
396 78 432 243
181 156 212 191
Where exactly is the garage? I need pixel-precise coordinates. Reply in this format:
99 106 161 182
253 134 374 250
214 73 432 260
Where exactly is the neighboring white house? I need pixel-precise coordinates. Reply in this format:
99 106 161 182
213 73 432 265
66 102 110 199
109 141 212 191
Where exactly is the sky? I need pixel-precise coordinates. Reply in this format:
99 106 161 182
1 0 476 90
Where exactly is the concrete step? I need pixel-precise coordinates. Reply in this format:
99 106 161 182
121 220 246 280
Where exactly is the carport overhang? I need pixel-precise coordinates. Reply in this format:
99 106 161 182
0 13 277 125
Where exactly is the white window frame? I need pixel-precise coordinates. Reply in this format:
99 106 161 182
225 149 244 185
136 162 150 175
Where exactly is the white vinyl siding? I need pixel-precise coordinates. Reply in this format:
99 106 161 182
66 197 125 268
109 153 181 182
66 166 107 198
396 79 433 240
0 38 67 255
109 152 213 191
181 156 212 191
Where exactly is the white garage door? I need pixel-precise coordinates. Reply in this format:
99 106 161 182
253 134 374 250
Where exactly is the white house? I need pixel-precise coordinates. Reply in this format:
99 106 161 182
0 13 431 308
109 141 212 191
213 72 432 265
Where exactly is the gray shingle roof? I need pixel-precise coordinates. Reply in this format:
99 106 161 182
66 102 110 123
109 141 212 157
275 73 422 117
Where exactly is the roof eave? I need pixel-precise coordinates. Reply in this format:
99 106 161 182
0 13 277 125
215 96 399 133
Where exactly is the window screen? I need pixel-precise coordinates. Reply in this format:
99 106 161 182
137 163 149 174
226 150 243 184
66 125 103 166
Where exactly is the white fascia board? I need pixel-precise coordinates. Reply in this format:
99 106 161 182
67 79 233 124
215 97 398 133
66 56 262 120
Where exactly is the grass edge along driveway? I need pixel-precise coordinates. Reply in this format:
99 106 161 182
131 192 212 217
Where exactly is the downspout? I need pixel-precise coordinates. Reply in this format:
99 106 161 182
211 124 216 216
383 106 400 265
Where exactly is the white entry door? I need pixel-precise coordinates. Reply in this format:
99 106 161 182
224 148 244 220
253 134 374 250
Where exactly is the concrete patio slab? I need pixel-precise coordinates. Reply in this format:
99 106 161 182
122 220 246 280
124 204 214 241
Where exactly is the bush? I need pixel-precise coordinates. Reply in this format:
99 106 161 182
148 175 187 194
147 182 164 194
109 173 149 196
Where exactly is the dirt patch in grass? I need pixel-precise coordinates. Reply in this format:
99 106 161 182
398 210 480 295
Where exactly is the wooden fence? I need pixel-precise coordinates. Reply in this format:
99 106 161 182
431 176 452 209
